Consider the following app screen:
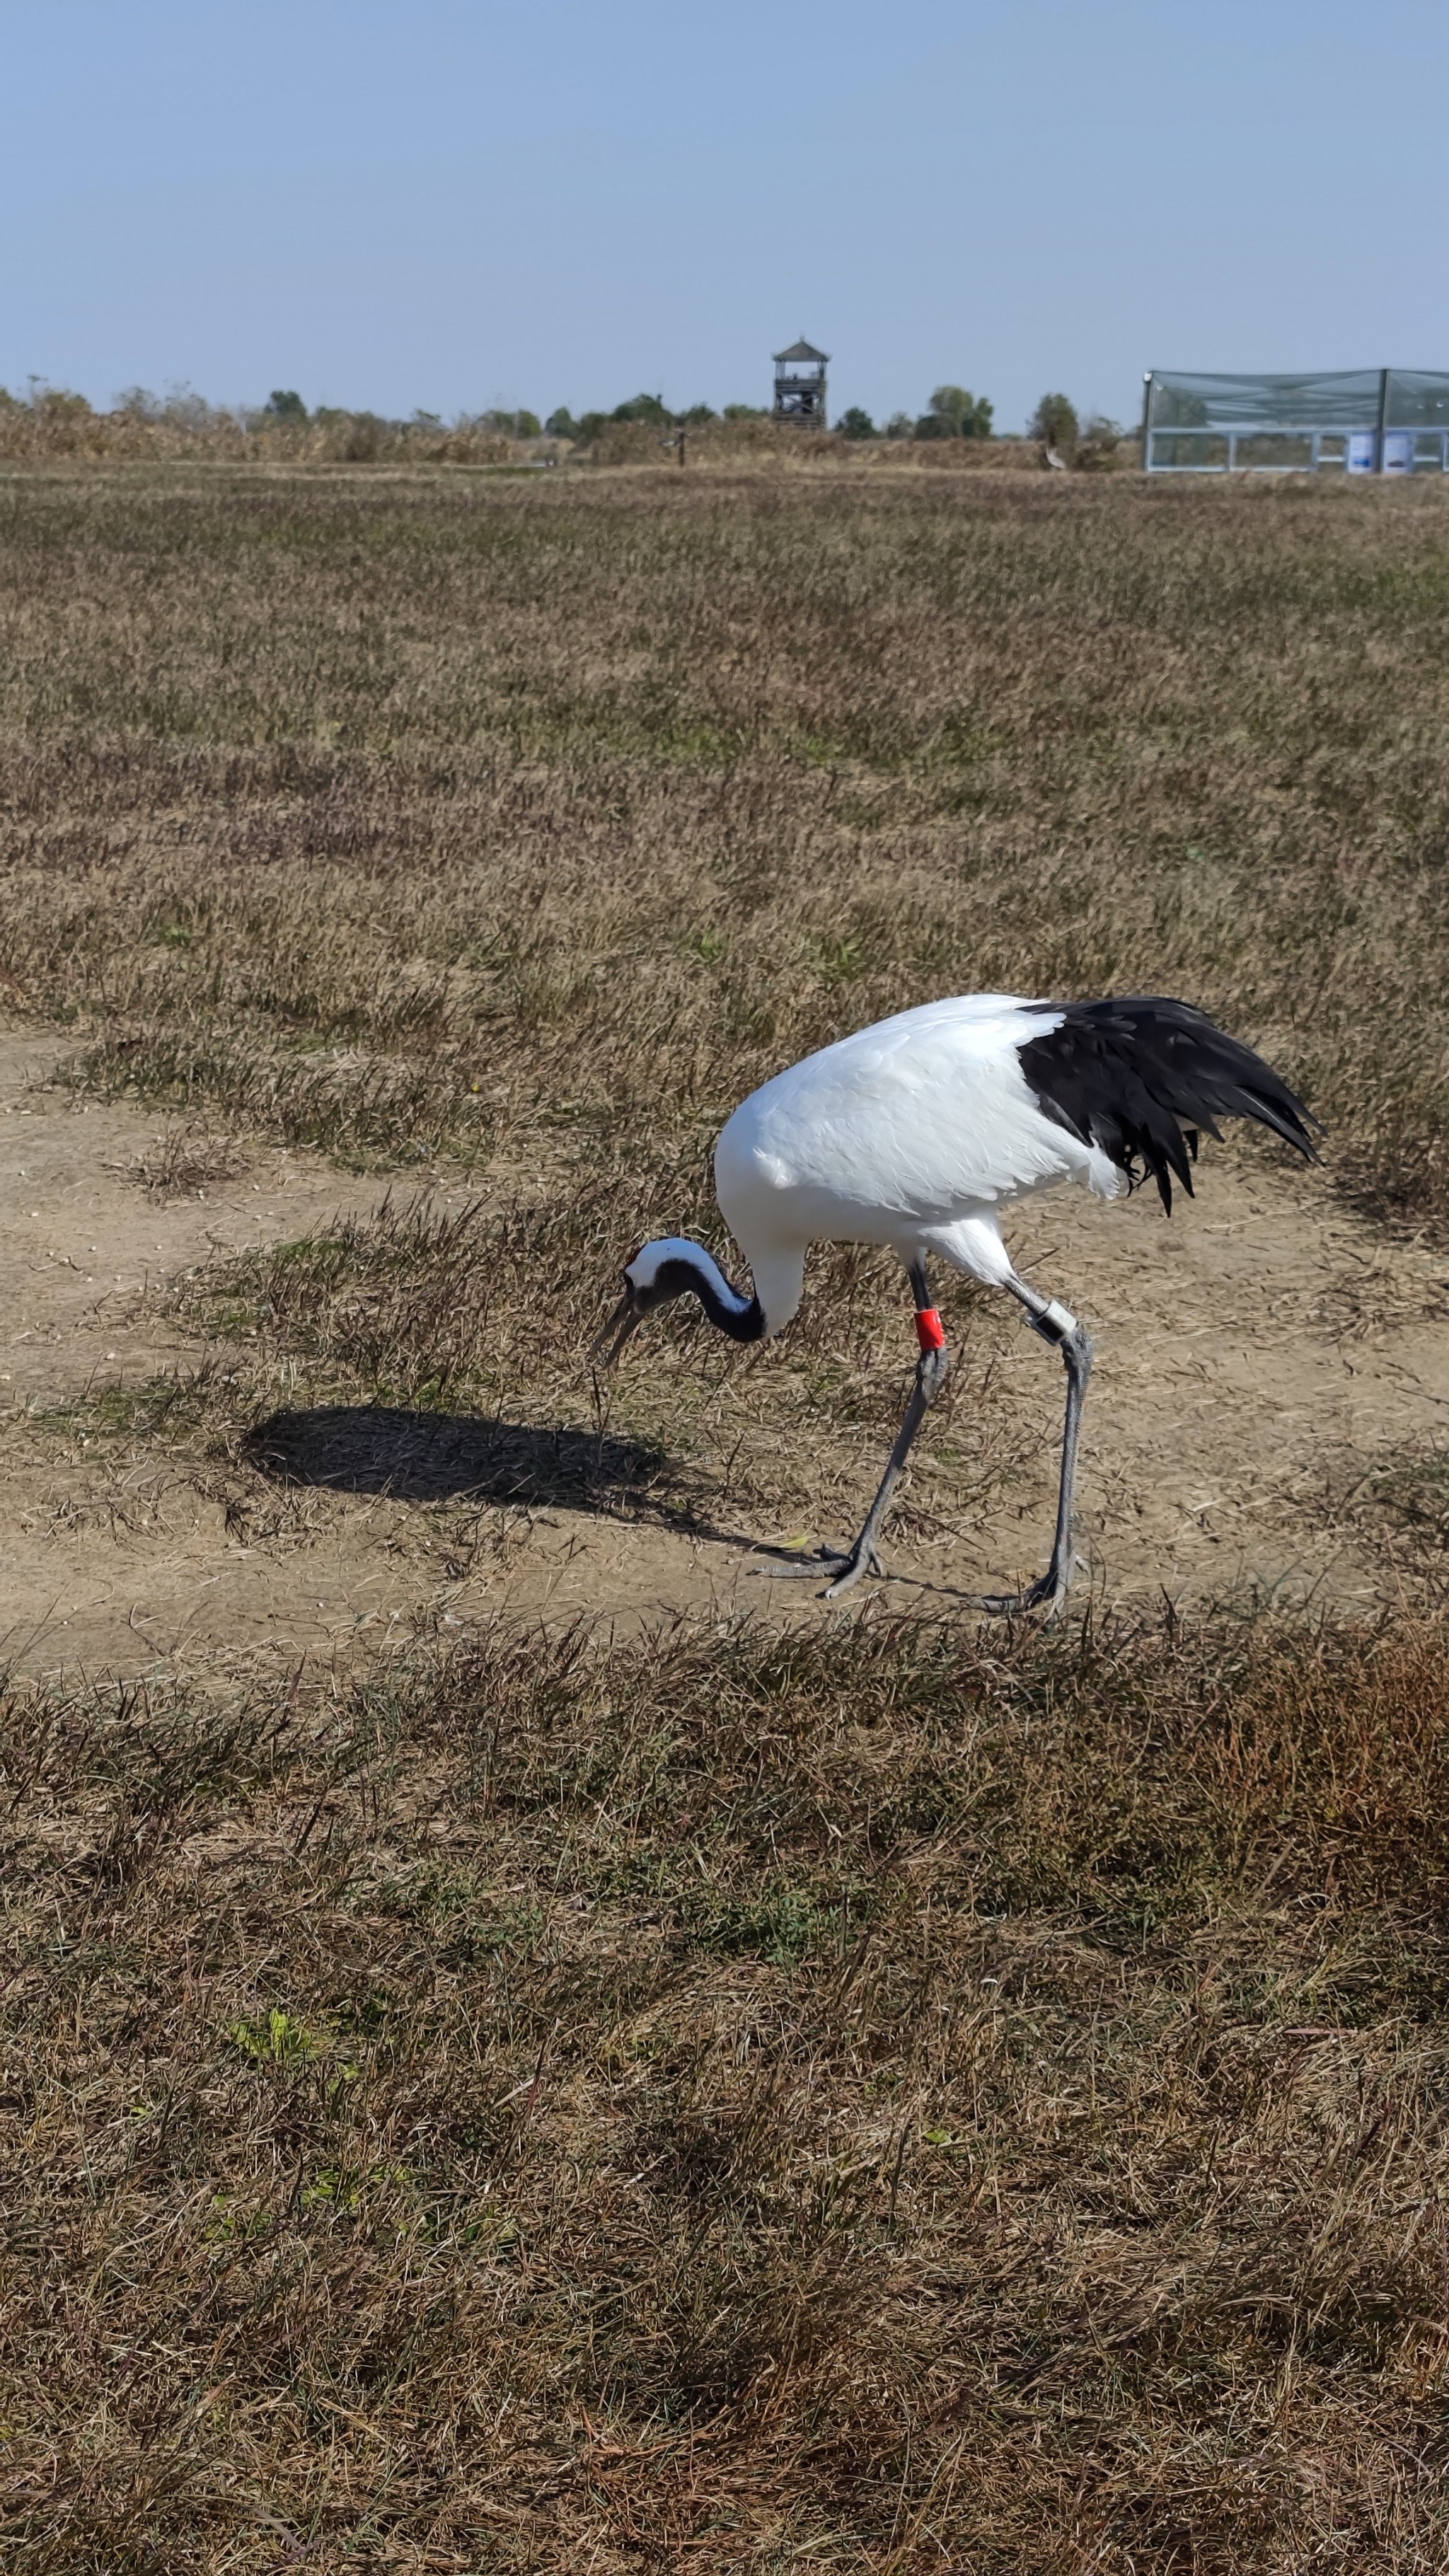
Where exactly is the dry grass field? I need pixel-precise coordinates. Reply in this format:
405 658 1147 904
3 459 1449 2570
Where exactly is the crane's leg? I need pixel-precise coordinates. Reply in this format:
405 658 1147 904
755 1261 951 1600
965 1277 1093 1618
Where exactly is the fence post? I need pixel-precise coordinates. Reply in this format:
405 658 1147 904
1139 371 1154 471
1376 369 1391 473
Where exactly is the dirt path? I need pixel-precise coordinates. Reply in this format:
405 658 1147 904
3 1024 1447 1681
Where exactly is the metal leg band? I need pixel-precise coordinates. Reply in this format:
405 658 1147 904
1030 1297 1079 1346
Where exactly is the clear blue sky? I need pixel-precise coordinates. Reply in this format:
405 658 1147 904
2 0 1443 434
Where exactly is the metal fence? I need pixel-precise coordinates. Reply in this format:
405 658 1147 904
1143 370 1449 475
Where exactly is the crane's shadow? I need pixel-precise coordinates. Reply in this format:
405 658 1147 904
245 1404 745 1544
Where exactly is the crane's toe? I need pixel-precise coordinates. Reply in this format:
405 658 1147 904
967 1578 1061 1619
966 1550 1086 1620
751 1541 886 1593
821 1545 886 1600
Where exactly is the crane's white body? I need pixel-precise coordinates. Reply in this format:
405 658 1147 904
608 988 1312 1611
711 994 1119 1335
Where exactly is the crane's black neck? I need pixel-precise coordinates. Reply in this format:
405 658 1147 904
637 1241 766 1344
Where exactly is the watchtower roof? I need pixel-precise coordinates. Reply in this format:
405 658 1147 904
773 340 829 364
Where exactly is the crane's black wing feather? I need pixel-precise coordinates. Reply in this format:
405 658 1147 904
1017 996 1317 1215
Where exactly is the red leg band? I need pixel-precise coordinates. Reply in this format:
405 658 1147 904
915 1307 946 1353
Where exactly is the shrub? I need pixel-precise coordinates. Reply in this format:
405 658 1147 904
1075 412 1125 471
1028 391 1080 458
338 410 383 461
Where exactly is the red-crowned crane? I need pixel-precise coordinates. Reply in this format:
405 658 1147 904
594 994 1316 1612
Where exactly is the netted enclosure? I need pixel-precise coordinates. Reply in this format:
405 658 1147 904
1143 369 1449 474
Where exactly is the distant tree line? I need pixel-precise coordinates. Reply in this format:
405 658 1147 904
541 393 768 443
205 385 1127 458
541 386 1000 445
0 378 1128 470
0 383 541 466
261 388 769 443
836 386 995 442
265 390 547 438
835 386 1124 461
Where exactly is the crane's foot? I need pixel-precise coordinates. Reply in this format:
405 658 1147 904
750 1540 886 1598
964 1553 1085 1621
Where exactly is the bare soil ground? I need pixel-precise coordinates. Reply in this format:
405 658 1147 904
6 1024 1447 1681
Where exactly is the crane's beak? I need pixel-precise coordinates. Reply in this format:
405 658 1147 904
591 1289 644 1371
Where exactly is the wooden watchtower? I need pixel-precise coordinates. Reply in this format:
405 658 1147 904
772 340 830 428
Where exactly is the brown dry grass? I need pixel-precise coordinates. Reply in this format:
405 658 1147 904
0 389 523 468
4 1612 1449 2570
3 466 1446 1225
4 461 1449 2567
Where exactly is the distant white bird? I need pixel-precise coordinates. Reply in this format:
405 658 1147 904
595 995 1315 1612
